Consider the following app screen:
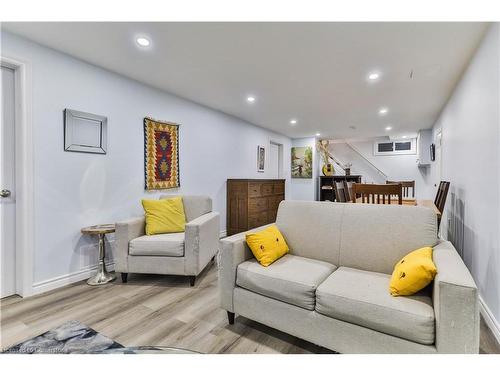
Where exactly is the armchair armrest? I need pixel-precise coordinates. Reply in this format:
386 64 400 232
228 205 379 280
218 224 272 312
432 240 479 353
184 212 220 275
115 216 145 272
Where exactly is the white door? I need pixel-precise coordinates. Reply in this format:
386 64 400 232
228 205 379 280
269 143 281 179
1 65 16 298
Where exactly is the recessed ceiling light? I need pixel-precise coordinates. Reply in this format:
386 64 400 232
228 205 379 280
385 126 392 131
290 119 297 125
136 37 151 47
246 96 256 103
368 72 380 81
316 133 321 137
379 107 388 115
402 135 408 139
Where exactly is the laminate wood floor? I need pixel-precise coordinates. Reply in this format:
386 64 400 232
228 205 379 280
1 262 499 354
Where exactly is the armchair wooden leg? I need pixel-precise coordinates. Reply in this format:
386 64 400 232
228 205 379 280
227 311 235 325
189 276 196 287
121 273 128 283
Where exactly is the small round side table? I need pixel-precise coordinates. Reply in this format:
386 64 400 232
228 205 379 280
81 224 116 286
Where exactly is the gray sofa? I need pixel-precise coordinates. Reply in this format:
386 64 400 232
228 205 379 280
115 195 220 285
218 200 479 353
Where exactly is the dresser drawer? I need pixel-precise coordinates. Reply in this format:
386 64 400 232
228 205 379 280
248 211 268 229
269 195 284 210
248 182 262 197
273 182 284 194
261 183 274 196
228 182 248 197
248 197 268 213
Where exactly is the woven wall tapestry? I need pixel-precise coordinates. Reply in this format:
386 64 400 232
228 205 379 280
144 117 180 190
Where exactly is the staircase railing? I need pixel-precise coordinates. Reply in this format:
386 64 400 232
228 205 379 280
344 142 388 180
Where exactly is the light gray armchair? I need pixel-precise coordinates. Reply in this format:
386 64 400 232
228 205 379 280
115 195 220 286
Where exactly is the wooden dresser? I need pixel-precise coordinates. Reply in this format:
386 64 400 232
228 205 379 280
226 179 285 236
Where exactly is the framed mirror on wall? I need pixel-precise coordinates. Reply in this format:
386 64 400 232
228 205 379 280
64 109 107 154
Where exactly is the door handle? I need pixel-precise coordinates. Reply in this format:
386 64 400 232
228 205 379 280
0 189 11 198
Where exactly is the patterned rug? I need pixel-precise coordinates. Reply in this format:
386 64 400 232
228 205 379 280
3 320 124 354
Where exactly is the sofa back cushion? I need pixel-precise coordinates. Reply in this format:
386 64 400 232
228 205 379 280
160 195 212 222
275 201 438 274
275 201 344 266
340 204 437 274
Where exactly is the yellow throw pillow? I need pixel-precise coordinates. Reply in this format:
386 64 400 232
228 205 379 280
246 225 289 267
141 197 186 235
389 247 437 296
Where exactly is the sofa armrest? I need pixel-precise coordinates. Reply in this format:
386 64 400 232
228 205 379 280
218 224 272 312
184 212 220 275
115 216 145 272
432 240 479 353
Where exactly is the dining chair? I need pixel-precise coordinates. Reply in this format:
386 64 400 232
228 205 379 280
343 180 353 202
434 181 450 227
352 183 403 205
386 180 415 198
334 181 348 202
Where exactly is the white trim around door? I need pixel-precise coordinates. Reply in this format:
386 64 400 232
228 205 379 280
1 56 34 297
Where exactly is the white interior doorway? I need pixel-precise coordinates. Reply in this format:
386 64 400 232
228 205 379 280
1 65 17 298
0 57 34 298
269 141 283 179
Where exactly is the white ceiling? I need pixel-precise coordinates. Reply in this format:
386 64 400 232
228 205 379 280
3 22 489 139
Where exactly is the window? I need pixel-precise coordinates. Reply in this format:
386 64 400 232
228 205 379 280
374 139 416 155
395 141 411 151
377 142 393 153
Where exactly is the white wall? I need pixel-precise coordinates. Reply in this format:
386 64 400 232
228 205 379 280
326 140 434 199
1 31 292 287
430 24 500 328
290 138 318 201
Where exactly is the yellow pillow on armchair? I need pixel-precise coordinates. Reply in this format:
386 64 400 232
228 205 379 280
142 196 186 235
245 225 289 266
389 247 437 296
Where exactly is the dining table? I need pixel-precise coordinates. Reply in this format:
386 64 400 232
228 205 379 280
354 198 441 219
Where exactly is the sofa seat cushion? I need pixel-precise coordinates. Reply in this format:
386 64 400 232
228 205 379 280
316 267 435 345
236 254 336 310
129 232 185 257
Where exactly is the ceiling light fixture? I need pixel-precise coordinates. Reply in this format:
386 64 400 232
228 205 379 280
402 135 408 139
136 37 151 47
290 119 297 125
379 107 388 115
246 96 256 103
385 126 392 131
368 72 380 81
316 133 321 137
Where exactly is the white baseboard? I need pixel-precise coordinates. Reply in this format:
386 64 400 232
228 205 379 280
479 294 500 346
32 262 115 296
30 231 228 296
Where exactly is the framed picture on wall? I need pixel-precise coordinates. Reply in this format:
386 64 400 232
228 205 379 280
291 146 313 178
257 145 265 172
